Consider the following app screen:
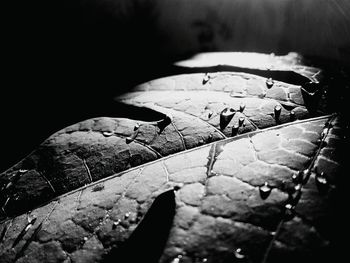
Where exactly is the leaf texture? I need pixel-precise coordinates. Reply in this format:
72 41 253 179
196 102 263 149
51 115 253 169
0 52 347 263
0 115 345 263
1 69 330 220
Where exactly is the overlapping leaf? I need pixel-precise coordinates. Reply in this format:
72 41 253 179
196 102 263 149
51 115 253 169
0 66 329 220
0 52 346 263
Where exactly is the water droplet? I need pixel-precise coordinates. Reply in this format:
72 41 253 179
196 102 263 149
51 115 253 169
19 169 28 174
259 182 272 200
292 171 303 184
24 215 36 232
202 73 210 85
221 108 235 117
274 105 282 119
284 203 295 220
202 259 208 262
290 111 296 121
25 221 36 232
294 184 302 191
239 103 246 112
103 131 114 137
27 215 37 224
238 117 245 127
285 203 293 210
171 255 183 263
220 108 236 130
124 212 131 219
316 175 327 185
234 248 245 259
315 172 329 194
266 78 274 89
112 219 121 229
83 236 88 241
232 124 240 136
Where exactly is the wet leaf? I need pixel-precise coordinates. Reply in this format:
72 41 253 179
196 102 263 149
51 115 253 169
0 53 346 263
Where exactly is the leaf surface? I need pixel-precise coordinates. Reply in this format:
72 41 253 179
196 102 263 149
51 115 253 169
0 53 346 263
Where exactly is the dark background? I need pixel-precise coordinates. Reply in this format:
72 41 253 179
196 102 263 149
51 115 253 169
2 0 350 173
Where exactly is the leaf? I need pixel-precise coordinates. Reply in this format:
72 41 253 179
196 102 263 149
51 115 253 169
0 52 346 262
0 115 344 263
1 68 330 219
174 52 323 84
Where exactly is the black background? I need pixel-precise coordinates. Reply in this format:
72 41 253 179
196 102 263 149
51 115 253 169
2 0 172 172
